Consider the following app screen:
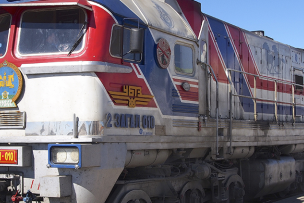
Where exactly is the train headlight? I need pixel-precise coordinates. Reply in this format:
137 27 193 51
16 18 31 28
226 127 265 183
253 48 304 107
48 144 101 169
48 144 81 168
51 147 79 164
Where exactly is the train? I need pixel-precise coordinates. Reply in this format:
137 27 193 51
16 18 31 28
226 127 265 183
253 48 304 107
0 0 304 202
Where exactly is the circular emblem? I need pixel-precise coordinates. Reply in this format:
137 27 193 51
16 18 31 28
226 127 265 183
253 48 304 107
0 61 23 108
156 38 171 69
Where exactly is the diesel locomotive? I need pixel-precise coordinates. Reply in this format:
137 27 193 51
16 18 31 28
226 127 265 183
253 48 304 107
0 0 304 202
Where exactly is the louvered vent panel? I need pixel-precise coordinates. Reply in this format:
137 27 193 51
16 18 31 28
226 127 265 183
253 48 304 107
0 111 25 129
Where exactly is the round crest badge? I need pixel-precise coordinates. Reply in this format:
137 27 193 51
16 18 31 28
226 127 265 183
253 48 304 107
156 38 171 69
0 61 23 108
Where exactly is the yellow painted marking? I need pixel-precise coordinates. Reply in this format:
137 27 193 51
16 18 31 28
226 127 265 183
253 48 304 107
109 85 154 108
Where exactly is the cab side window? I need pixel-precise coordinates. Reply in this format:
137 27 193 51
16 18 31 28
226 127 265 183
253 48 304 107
174 44 193 74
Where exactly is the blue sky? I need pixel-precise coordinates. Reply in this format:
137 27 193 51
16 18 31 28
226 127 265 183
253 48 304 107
196 0 304 49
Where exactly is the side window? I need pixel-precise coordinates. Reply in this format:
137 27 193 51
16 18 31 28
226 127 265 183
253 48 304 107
295 74 303 90
110 25 143 62
0 14 11 57
174 44 193 74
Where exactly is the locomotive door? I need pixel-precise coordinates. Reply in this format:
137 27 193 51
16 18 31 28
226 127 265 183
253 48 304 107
198 20 209 115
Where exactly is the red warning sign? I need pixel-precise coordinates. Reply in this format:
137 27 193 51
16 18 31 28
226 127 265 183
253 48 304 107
156 38 171 69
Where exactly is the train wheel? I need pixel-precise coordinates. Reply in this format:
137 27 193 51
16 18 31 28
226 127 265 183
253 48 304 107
227 182 244 203
184 188 204 203
180 181 205 203
223 174 245 203
120 190 152 203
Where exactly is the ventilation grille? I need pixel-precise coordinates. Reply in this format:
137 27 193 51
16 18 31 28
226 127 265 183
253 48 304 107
0 111 25 129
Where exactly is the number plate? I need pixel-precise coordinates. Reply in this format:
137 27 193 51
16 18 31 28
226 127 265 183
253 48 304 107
0 150 18 164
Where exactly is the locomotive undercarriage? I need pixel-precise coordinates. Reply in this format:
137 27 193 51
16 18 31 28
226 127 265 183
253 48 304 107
102 118 304 202
106 160 243 203
106 145 304 203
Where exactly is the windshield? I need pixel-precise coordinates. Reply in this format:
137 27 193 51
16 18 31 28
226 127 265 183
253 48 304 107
18 8 86 55
0 14 11 57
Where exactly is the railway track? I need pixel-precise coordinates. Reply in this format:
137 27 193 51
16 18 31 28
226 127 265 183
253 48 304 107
246 191 304 203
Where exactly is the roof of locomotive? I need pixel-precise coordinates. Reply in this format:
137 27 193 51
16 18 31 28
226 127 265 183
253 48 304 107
203 12 303 51
92 0 197 41
0 0 197 41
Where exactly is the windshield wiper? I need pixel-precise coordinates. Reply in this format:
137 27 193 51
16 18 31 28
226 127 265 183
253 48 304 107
68 21 87 56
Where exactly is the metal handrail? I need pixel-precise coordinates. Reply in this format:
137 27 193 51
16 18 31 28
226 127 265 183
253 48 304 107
232 93 295 105
227 68 302 87
200 62 219 156
227 68 296 122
